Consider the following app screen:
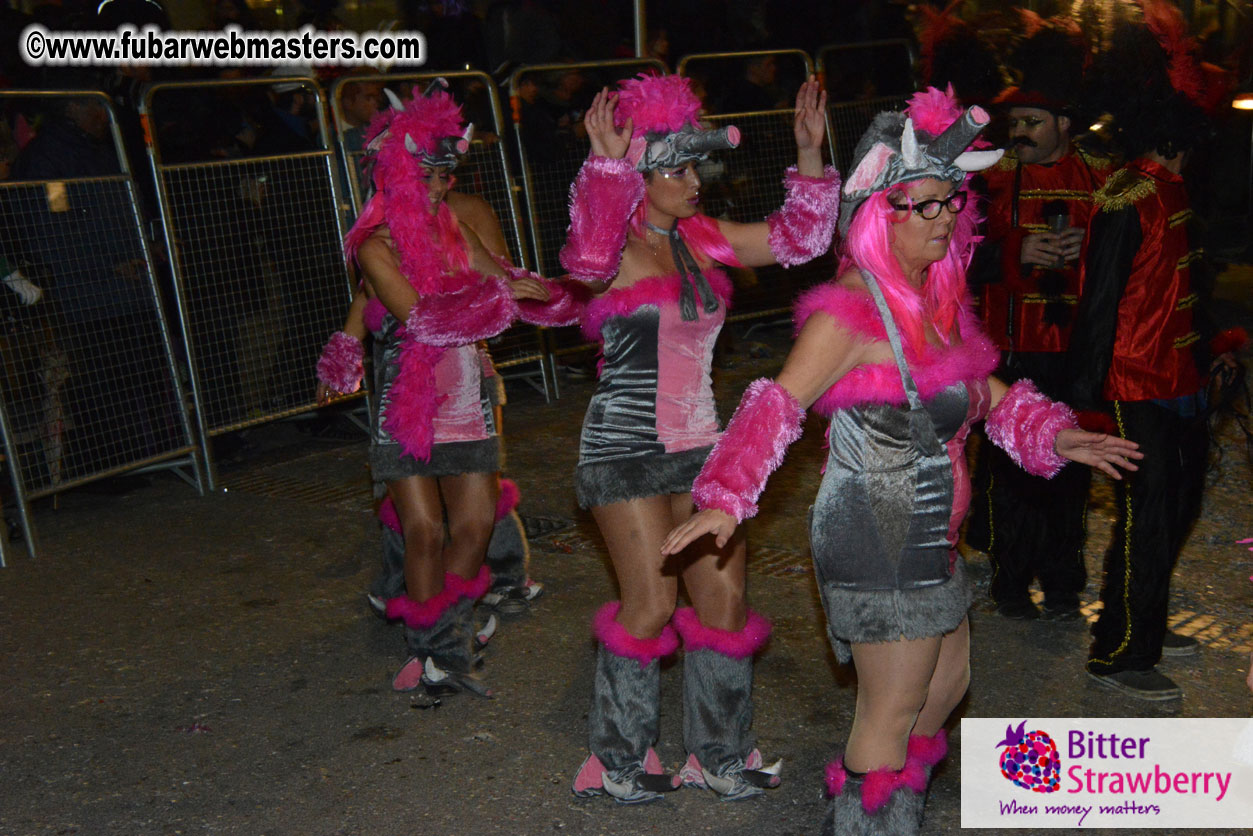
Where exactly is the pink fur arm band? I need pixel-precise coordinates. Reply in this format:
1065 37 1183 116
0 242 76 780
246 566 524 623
692 378 806 522
767 165 841 268
316 331 364 393
985 379 1078 478
404 273 519 347
558 155 645 282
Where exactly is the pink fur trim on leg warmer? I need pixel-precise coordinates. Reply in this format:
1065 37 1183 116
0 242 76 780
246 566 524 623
447 564 491 600
672 607 771 658
495 478 520 521
404 274 519 347
559 156 645 282
985 379 1078 478
906 729 948 768
592 602 679 667
767 165 841 267
378 496 401 532
316 331 364 394
691 378 806 522
382 568 490 629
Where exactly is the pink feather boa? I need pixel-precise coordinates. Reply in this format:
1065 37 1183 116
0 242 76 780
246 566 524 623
496 477 520 521
403 273 518 347
559 156 645 282
824 756 928 813
316 331 364 394
767 165 842 267
691 378 806 523
672 607 771 658
384 566 491 629
985 379 1076 478
592 601 679 667
581 269 733 341
793 282 998 415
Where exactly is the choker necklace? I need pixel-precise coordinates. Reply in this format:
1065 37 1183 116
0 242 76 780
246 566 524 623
644 220 676 238
642 218 720 322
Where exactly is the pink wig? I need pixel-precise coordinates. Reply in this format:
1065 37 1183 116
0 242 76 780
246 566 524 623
615 73 702 138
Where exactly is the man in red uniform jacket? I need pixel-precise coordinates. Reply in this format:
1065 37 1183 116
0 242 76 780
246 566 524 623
968 34 1112 621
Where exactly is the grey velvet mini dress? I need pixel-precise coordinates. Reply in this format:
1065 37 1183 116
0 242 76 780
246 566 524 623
368 306 501 482
575 270 733 508
795 273 999 661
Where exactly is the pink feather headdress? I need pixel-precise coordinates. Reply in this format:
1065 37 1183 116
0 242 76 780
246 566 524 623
614 73 702 138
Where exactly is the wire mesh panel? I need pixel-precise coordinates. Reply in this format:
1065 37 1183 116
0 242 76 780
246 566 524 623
330 71 546 389
144 78 353 487
827 93 911 176
0 90 200 560
675 49 814 115
817 40 916 101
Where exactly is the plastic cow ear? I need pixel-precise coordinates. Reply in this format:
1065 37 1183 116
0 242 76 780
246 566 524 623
384 88 405 112
955 149 1004 172
844 143 894 195
900 117 924 168
404 133 419 155
625 135 648 169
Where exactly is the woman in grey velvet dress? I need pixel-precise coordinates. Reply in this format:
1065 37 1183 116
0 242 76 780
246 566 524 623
663 89 1141 833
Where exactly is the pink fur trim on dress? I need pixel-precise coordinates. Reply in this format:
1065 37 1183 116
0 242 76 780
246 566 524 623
767 165 841 268
316 331 364 393
404 274 519 347
592 601 679 666
691 378 805 522
794 283 999 415
559 156 645 282
906 730 948 768
672 607 771 658
496 477 520 521
985 379 1076 478
378 496 401 533
581 270 733 340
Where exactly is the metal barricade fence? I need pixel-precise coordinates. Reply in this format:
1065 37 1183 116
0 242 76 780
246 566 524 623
330 71 549 396
0 90 202 563
142 77 354 489
508 58 667 393
826 93 911 176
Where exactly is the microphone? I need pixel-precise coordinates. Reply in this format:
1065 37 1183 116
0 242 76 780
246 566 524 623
1042 199 1069 269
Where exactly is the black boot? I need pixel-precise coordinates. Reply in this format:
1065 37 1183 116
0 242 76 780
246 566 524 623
672 607 781 800
572 602 681 804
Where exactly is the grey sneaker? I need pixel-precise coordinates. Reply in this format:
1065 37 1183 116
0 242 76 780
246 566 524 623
1161 629 1200 657
1087 668 1181 701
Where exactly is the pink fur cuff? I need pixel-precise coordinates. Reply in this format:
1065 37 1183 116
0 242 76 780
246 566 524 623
518 277 590 328
559 155 645 282
672 607 771 658
496 477 520 521
405 275 519 347
378 496 401 532
767 165 841 268
985 379 1077 478
316 331 364 394
692 378 806 522
592 601 679 666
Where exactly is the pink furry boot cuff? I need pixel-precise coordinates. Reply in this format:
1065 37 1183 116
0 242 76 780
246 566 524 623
558 155 645 282
672 608 771 658
692 378 806 522
592 602 679 667
316 331 364 394
985 379 1077 478
767 166 841 268
404 274 519 347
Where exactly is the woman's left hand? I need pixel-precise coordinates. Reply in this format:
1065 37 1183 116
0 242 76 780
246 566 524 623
661 508 739 555
1055 429 1143 479
793 75 827 154
509 276 550 302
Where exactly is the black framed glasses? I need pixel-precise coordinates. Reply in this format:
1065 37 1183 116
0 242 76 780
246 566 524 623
888 190 968 219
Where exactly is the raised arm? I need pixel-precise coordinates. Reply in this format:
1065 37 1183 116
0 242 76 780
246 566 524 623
660 311 867 554
714 77 841 268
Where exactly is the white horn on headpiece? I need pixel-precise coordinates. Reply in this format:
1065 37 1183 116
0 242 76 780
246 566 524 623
955 149 1004 172
462 123 474 144
404 133 419 155
900 117 924 169
384 88 405 112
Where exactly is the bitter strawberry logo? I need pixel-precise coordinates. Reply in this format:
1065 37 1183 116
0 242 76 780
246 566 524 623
996 720 1061 793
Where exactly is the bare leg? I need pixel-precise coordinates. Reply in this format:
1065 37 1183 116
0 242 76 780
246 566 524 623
912 617 970 738
387 475 444 602
438 471 498 580
671 492 747 632
591 494 681 637
845 636 943 772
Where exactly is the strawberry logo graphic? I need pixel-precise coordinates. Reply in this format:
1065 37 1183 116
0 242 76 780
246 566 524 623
996 721 1061 793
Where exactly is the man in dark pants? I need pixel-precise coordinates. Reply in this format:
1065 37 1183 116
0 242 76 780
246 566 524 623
968 25 1111 621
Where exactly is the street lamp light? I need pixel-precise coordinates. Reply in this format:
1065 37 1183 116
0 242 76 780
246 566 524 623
1237 94 1253 232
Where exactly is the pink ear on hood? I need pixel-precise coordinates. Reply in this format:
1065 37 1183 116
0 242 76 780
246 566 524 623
625 135 648 169
844 143 894 195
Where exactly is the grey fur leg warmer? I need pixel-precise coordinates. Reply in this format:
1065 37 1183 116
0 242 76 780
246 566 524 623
484 510 528 590
820 757 926 836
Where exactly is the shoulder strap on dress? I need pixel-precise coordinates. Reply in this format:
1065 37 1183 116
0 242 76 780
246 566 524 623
859 270 944 457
